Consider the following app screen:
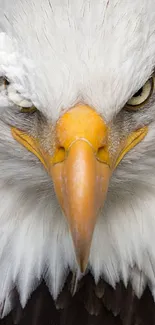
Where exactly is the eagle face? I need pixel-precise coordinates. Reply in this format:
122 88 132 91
0 0 155 315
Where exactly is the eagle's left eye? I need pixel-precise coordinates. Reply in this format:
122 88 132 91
126 77 154 110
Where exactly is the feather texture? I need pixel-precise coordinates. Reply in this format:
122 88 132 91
1 275 155 325
0 0 155 120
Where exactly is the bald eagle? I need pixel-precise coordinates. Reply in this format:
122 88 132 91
0 0 155 324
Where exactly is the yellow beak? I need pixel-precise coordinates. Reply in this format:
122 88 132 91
11 104 147 272
51 141 111 272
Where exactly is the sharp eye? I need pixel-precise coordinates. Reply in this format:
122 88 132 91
0 77 9 90
126 77 154 110
20 106 37 113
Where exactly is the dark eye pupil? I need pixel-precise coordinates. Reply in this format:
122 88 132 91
133 87 143 97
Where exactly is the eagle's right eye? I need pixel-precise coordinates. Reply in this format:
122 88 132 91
20 106 37 113
0 77 9 90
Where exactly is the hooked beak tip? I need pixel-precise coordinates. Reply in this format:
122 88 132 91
72 232 92 274
77 251 89 273
79 263 87 274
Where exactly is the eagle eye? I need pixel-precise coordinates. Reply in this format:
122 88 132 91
126 77 154 110
0 77 37 114
20 106 37 113
0 76 9 90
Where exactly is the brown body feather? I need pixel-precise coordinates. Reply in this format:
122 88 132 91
0 273 154 325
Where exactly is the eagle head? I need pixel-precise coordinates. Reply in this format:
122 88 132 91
0 0 155 315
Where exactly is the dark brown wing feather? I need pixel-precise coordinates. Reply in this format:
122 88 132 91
0 273 154 325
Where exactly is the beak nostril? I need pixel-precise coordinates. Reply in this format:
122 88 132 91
98 146 106 154
53 146 66 164
97 146 110 164
59 146 65 152
97 146 107 156
58 146 66 154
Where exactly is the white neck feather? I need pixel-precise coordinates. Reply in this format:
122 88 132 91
0 180 155 317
